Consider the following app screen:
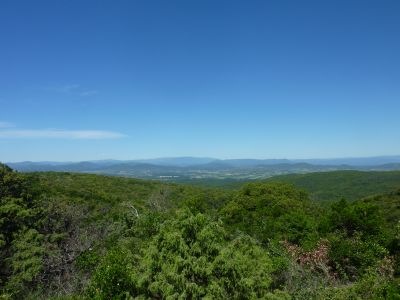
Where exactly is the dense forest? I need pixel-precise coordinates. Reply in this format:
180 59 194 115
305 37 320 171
0 163 399 299
263 170 400 202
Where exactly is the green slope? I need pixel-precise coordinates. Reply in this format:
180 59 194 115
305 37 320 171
264 170 400 201
361 189 400 226
27 171 232 215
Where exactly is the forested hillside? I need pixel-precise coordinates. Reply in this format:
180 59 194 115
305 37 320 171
264 170 400 201
0 164 399 299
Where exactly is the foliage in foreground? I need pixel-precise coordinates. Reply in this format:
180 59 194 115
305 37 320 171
0 163 399 299
88 211 283 299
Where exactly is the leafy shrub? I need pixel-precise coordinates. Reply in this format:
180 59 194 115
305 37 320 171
322 199 388 240
328 232 388 280
320 257 400 299
136 210 276 299
86 248 136 300
76 249 101 270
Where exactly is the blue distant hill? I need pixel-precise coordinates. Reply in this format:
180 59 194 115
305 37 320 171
6 156 400 181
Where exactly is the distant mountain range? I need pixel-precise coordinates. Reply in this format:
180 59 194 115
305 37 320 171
5 156 400 181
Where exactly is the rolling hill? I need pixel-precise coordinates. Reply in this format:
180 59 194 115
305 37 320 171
264 170 400 201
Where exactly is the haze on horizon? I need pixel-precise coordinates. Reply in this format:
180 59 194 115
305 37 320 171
1 0 399 162
5 155 400 165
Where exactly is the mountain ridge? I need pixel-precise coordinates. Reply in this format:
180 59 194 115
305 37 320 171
6 156 400 181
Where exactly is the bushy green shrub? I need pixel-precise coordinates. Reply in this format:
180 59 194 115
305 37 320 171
136 210 276 299
320 257 400 299
328 232 388 280
321 199 387 240
0 164 44 298
76 249 101 270
4 229 44 296
86 248 136 300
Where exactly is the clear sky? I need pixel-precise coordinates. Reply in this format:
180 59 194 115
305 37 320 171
1 0 399 162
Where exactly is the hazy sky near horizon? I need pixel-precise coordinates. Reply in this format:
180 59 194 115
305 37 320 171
1 0 400 162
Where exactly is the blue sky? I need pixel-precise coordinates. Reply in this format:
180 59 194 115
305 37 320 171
1 0 399 162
